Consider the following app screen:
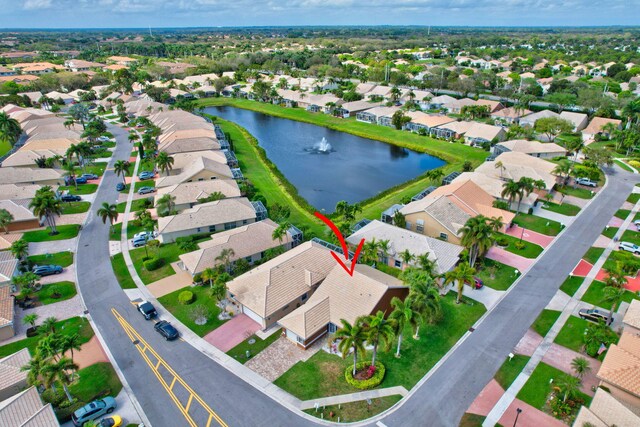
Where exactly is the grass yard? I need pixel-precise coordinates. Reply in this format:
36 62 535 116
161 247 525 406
34 281 77 305
602 226 619 239
28 251 74 267
627 193 640 204
129 238 201 284
109 223 122 241
0 316 93 358
157 285 225 336
82 163 107 176
621 229 640 246
531 309 562 337
69 362 123 403
517 362 570 409
227 332 281 364
554 316 590 353
541 202 581 216
459 413 488 427
583 247 605 265
476 258 520 291
60 201 91 215
560 276 584 296
0 139 12 157
581 280 638 310
512 213 562 236
274 293 486 400
59 184 98 195
110 253 137 289
116 197 152 213
615 209 631 220
133 180 156 191
496 234 544 259
615 159 634 172
304 395 402 422
558 185 595 199
494 355 530 390
22 224 80 242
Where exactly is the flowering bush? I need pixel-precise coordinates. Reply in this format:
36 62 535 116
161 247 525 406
344 361 385 390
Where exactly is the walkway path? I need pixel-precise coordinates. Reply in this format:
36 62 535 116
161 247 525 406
486 247 534 272
531 205 573 225
245 336 322 382
146 262 192 298
299 386 409 411
504 225 553 248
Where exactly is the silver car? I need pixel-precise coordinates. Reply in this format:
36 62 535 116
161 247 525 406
619 241 640 254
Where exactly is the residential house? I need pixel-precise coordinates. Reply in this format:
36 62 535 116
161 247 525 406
11 62 64 75
157 130 223 154
519 109 561 127
156 197 265 243
493 139 567 159
0 184 41 203
365 85 392 100
559 111 589 132
279 264 408 349
103 64 128 73
227 240 337 329
355 106 400 124
405 112 456 137
44 91 74 105
154 180 241 211
475 99 505 113
399 179 515 244
64 59 105 72
106 56 137 66
0 51 37 60
346 220 463 274
178 219 301 276
0 285 15 341
463 123 506 146
0 75 39 85
573 388 640 427
428 95 458 110
0 200 38 232
433 120 475 140
354 83 376 96
337 100 384 118
156 61 196 75
441 97 476 114
0 66 16 76
16 92 41 105
0 167 64 186
155 156 235 188
476 151 558 191
0 387 59 426
452 171 536 213
582 117 622 142
0 349 29 401
400 90 433 109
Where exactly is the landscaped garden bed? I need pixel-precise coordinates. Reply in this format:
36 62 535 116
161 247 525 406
495 234 544 259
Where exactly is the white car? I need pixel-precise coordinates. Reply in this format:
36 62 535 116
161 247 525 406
619 241 640 254
133 231 157 241
634 219 640 229
576 177 597 187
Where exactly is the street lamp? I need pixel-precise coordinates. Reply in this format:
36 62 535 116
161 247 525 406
513 408 522 427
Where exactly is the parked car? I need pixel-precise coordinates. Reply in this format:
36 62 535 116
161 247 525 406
154 320 179 341
99 415 123 427
464 276 484 289
116 182 126 191
576 177 597 187
619 241 640 254
138 171 155 180
578 308 612 325
32 265 63 276
132 236 149 247
138 186 155 195
133 231 157 240
97 136 111 142
137 301 157 320
80 173 99 180
71 397 117 426
74 176 88 184
634 219 640 229
60 194 81 202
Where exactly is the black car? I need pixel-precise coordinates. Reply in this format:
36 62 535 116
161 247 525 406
32 264 63 276
116 182 126 191
578 308 612 325
154 320 179 341
61 194 81 202
75 177 88 184
137 301 157 320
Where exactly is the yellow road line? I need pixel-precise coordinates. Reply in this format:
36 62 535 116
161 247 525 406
111 308 227 427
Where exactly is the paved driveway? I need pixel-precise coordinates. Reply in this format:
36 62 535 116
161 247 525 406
486 247 534 272
29 238 77 256
505 225 554 248
204 314 261 352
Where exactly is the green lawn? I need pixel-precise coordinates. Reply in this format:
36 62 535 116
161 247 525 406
58 184 98 195
554 316 590 353
512 214 562 236
558 185 595 199
133 180 156 192
22 224 80 242
60 201 91 215
615 209 631 220
602 226 619 239
541 202 580 216
0 316 93 358
68 362 122 409
116 198 152 214
274 293 486 400
476 258 520 291
560 276 584 296
304 395 402 423
627 193 640 204
615 159 634 172
157 285 225 336
110 253 137 289
34 281 77 305
82 162 107 177
496 234 544 259
0 139 12 157
459 413 488 427
494 355 530 390
227 332 281 364
28 251 74 267
581 280 638 310
130 241 183 284
109 223 122 241
517 362 570 409
621 229 640 246
583 247 605 265
531 309 561 337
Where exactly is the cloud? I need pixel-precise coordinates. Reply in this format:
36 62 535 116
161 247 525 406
23 0 52 10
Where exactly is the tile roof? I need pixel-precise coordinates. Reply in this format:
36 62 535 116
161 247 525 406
0 200 36 223
155 179 241 207
169 150 228 170
475 151 558 190
453 172 538 207
520 109 560 125
583 117 622 135
0 251 18 284
559 111 588 129
623 299 640 331
464 123 505 141
155 156 234 188
496 139 566 156
406 111 456 128
0 387 58 427
597 330 640 398
340 100 384 113
157 197 256 234
0 285 14 328
574 388 640 427
490 107 532 119
0 349 29 392
0 184 42 202
0 167 63 185
2 149 68 168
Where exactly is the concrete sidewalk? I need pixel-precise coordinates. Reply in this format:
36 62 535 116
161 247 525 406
299 386 409 410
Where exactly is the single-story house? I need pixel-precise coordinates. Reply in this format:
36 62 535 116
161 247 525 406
279 264 408 349
157 131 223 154
354 83 376 96
155 156 235 188
463 123 506 145
0 348 29 401
44 91 74 105
475 99 505 113
519 110 561 128
573 388 640 427
0 184 41 202
451 171 537 213
442 97 476 114
429 95 457 109
227 240 337 329
154 180 241 211
582 117 622 142
0 200 38 232
405 111 456 136
433 120 475 140
0 387 59 426
167 150 229 173
0 285 15 341
336 100 383 118
475 151 558 192
558 111 588 132
365 85 393 100
493 139 567 159
0 167 64 186
355 106 400 124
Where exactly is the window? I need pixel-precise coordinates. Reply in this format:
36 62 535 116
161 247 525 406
198 177 204 181
209 226 216 232
260 251 265 258
296 335 304 343
243 219 248 225
406 221 412 230
439 232 448 240
328 323 337 333
210 176 217 180
197 228 201 233
245 256 252 262
224 222 236 230
301 293 308 302
416 219 424 233
394 260 402 268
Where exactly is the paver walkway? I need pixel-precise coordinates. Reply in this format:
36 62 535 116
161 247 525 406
595 268 640 292
204 314 261 352
486 247 534 272
467 380 504 417
514 330 543 356
146 262 193 297
541 343 601 395
28 238 77 255
505 225 554 248
592 234 611 248
571 259 592 277
608 216 625 227
498 398 566 427
245 336 322 382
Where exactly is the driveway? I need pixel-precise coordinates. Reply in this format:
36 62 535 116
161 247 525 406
146 263 193 298
486 247 534 272
204 314 261 352
460 284 504 309
245 336 323 382
29 238 77 256
39 264 75 284
11 294 85 341
505 225 553 248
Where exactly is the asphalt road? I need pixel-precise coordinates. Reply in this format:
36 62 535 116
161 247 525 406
76 122 638 427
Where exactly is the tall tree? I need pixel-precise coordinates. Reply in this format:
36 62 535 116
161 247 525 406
335 318 367 376
602 286 626 321
155 152 175 176
460 215 496 267
215 248 235 272
113 160 130 184
155 194 176 217
445 263 477 304
0 111 22 146
10 238 29 260
389 296 416 357
362 310 395 367
0 208 14 233
570 356 591 380
29 186 62 235
97 202 119 232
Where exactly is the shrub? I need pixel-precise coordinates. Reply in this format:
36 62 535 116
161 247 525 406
628 160 640 169
344 361 385 390
178 290 195 305
192 273 203 284
496 237 509 247
41 388 65 406
143 257 164 271
514 241 526 250
54 401 85 423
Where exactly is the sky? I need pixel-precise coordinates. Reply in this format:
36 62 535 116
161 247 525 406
0 0 638 28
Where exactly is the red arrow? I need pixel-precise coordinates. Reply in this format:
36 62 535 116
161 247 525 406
315 211 364 276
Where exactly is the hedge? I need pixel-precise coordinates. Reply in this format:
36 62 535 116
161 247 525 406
143 257 164 271
344 360 385 390
178 290 195 305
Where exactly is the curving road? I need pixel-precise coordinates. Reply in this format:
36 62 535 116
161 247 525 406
76 121 638 427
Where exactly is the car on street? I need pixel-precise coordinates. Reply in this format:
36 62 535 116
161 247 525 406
99 415 123 427
154 320 179 341
619 241 640 254
576 177 597 187
137 301 157 320
578 308 613 325
138 186 155 195
32 265 63 276
116 182 126 191
60 194 81 202
464 276 484 289
80 173 99 180
74 176 88 184
71 397 117 426
138 171 155 180
133 231 157 240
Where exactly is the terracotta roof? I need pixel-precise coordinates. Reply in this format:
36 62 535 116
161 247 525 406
623 299 640 331
453 172 538 207
0 284 14 328
155 179 240 207
475 151 558 190
436 120 475 134
475 99 503 112
406 111 456 128
574 388 640 427
0 387 59 427
157 198 256 234
0 251 18 283
496 139 566 156
359 106 400 118
0 348 29 392
597 330 640 398
430 95 457 104
583 117 622 135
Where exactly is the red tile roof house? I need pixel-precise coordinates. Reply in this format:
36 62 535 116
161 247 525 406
582 117 622 143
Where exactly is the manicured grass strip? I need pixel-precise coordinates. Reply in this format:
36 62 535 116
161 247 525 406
130 240 185 284
560 276 584 296
615 209 631 220
496 233 544 259
517 362 566 409
110 253 137 289
69 362 123 405
22 224 80 242
109 223 122 241
116 198 152 214
531 309 561 337
558 185 594 199
227 332 281 364
28 251 74 267
581 280 638 310
541 201 580 216
602 226 618 239
512 213 562 236
476 258 519 291
583 247 604 265
0 139 11 157
157 285 224 337
59 184 98 195
494 355 530 390
82 163 107 176
459 413 487 427
621 229 640 246
615 159 634 172
628 193 640 204
134 180 156 191
304 395 402 422
34 281 77 305
60 201 91 215
554 316 590 353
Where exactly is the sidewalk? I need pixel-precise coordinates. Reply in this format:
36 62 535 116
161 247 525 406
299 386 409 410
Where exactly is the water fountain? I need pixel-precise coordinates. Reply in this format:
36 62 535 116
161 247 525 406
307 137 333 154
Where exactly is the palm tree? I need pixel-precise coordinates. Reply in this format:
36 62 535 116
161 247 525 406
552 159 573 185
399 249 415 269
362 238 379 265
97 202 119 232
390 86 401 102
501 179 522 210
445 263 477 304
416 253 436 276
335 318 367 376
201 267 217 288
29 187 62 235
494 160 505 179
128 132 140 144
0 208 13 233
571 357 591 379
0 111 22 146
21 354 48 390
211 280 227 305
22 313 39 330
155 152 175 176
558 374 581 403
362 310 395 367
427 169 445 185
61 333 83 365
42 356 78 402
460 215 495 267
10 239 29 261
63 118 75 129
378 239 391 263
215 248 235 272
602 286 626 321
271 221 290 243
113 160 130 184
155 194 176 216
62 162 78 190
389 296 416 357
40 316 58 335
